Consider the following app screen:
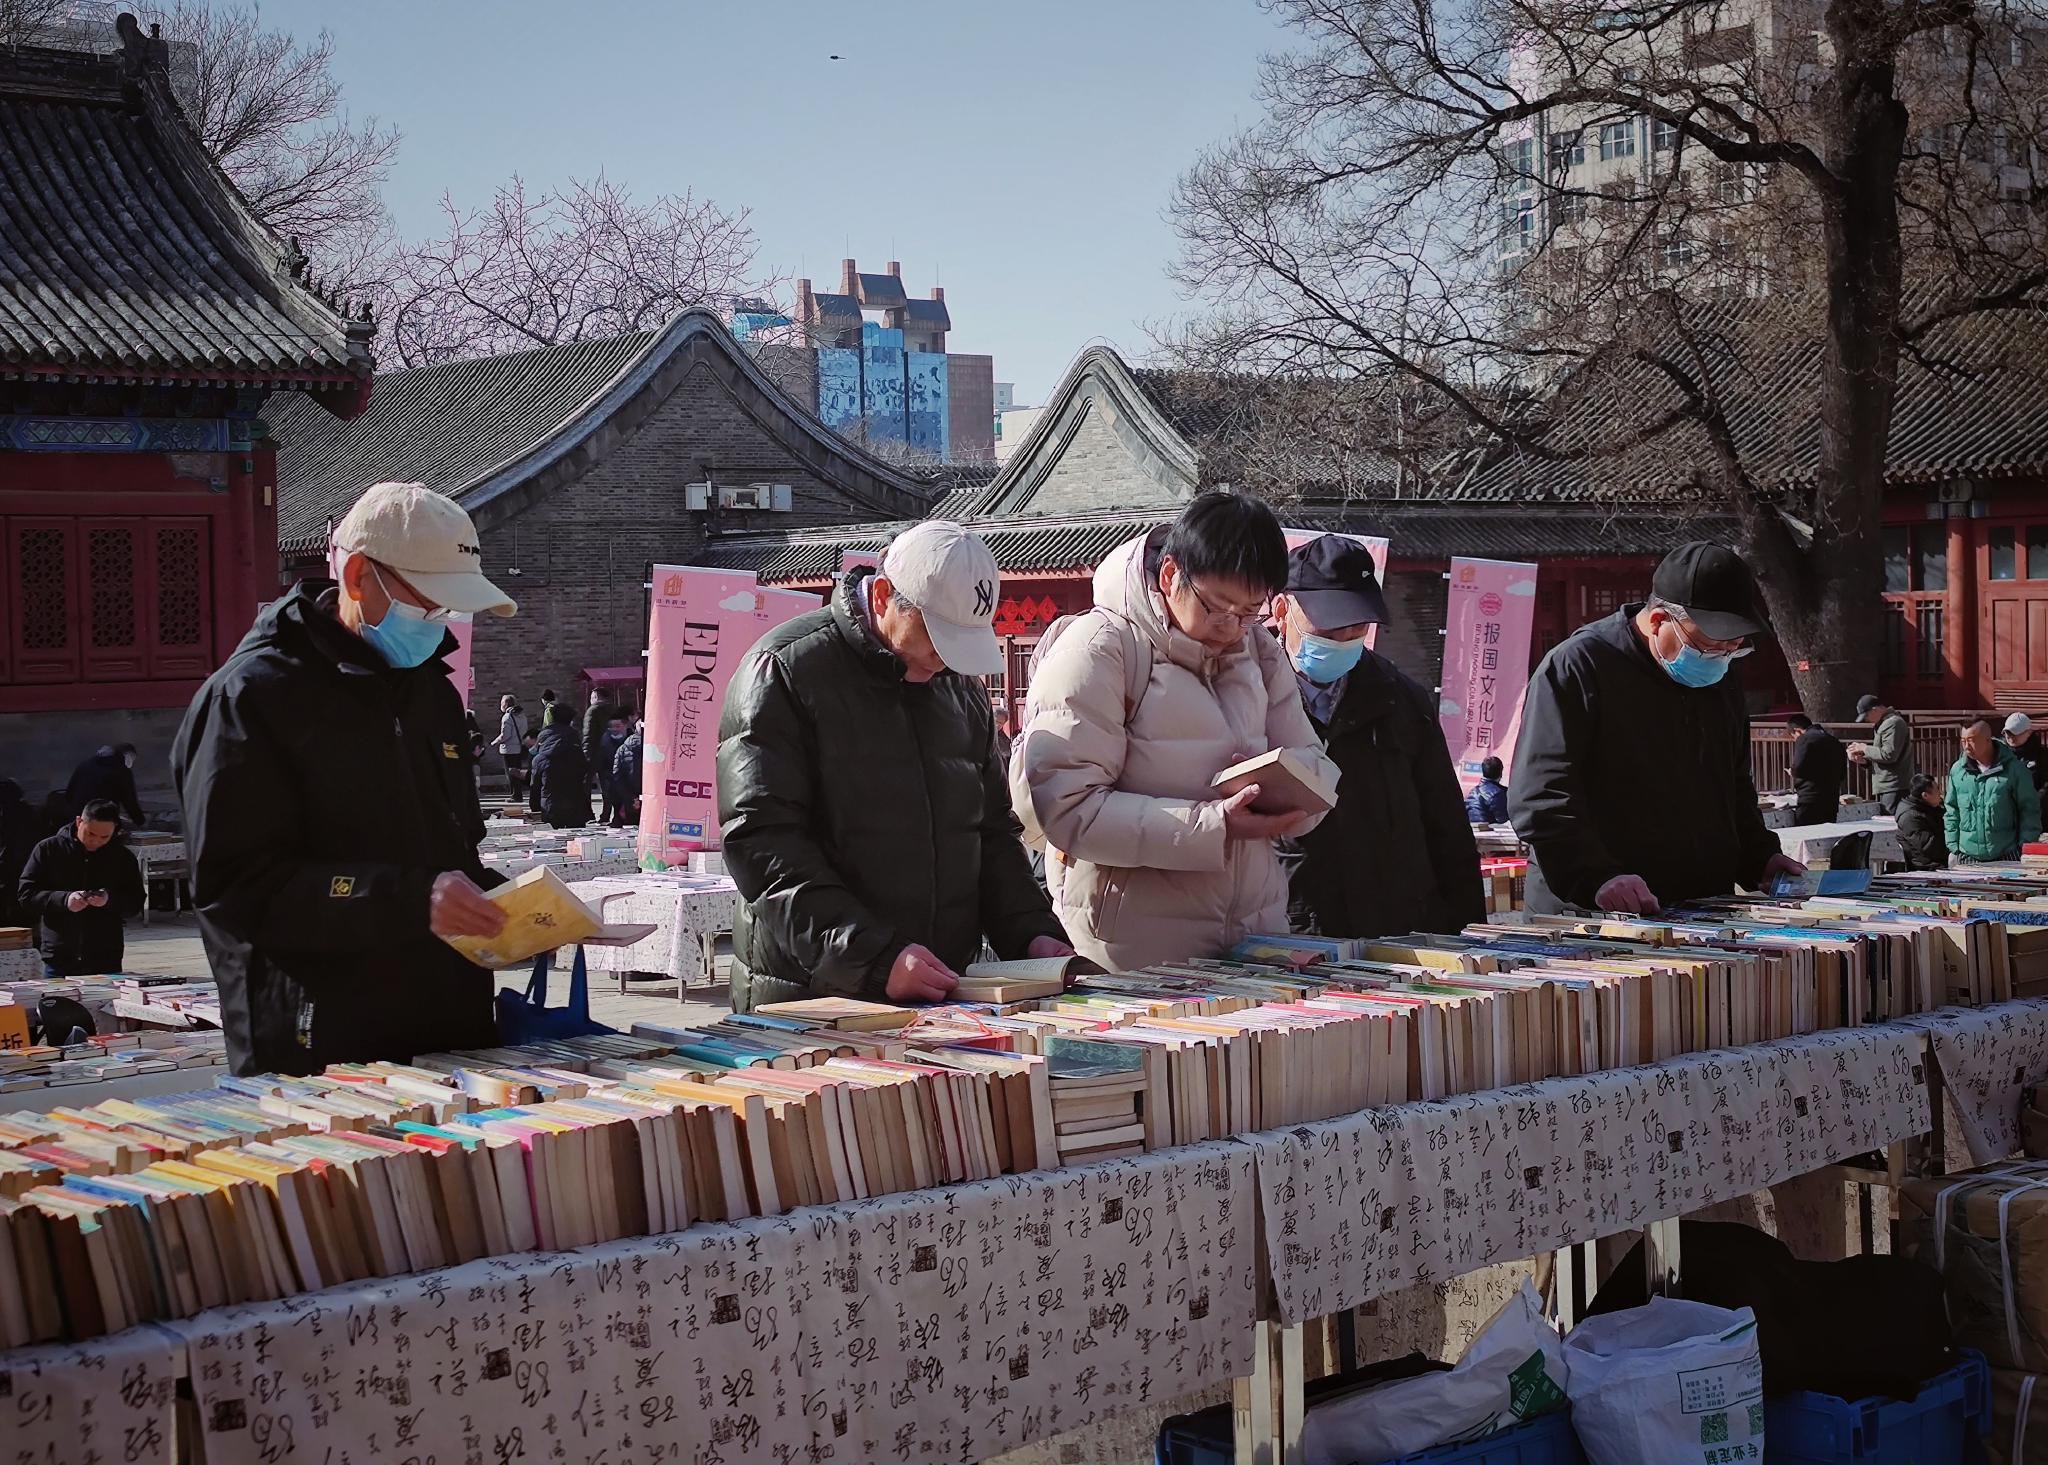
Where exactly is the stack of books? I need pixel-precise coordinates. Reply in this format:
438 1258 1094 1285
1045 1037 1154 1163
0 929 29 952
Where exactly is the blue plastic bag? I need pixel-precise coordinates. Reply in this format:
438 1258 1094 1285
495 944 614 1045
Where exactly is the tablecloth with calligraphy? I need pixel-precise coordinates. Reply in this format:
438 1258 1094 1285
172 1141 1257 1465
1899 998 2048 1164
1 1325 180 1465
572 877 740 984
1246 1023 1932 1325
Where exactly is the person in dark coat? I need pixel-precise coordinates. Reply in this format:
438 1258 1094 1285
1464 757 1510 825
1895 773 1948 871
171 483 518 1077
609 720 642 828
597 714 630 824
65 744 143 825
1271 536 1484 939
528 723 590 829
1787 713 1848 825
2004 714 2048 795
16 799 144 976
580 688 615 795
1511 543 1805 914
718 521 1072 1011
0 780 39 928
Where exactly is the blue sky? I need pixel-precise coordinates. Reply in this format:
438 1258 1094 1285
255 0 1292 402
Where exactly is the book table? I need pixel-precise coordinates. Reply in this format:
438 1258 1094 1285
1 1015 1986 1465
571 874 741 994
0 946 41 981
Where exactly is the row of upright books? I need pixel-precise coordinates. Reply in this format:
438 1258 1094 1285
2 867 2047 1347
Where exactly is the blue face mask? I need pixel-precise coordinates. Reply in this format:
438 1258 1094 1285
359 565 454 669
1294 632 1364 685
1659 640 1733 688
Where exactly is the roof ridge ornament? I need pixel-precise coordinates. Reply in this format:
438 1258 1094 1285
113 12 169 78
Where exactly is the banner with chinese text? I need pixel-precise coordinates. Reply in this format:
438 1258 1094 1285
638 566 817 866
1438 557 1538 785
1281 529 1392 647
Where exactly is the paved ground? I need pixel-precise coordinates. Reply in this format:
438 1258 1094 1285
123 910 736 1035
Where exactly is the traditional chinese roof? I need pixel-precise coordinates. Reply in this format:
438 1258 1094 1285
1459 297 2048 501
0 16 372 414
703 504 1721 585
270 311 932 555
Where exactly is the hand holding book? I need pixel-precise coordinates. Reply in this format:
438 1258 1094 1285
429 873 507 941
1219 785 1311 840
886 945 960 1003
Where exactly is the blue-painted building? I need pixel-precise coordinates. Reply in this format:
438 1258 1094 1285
741 258 993 463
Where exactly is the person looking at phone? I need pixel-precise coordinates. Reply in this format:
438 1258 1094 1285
16 799 143 977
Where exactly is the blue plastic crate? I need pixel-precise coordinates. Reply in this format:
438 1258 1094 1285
1157 1406 1584 1465
1764 1350 1991 1463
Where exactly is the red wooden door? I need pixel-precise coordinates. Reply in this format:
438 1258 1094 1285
1981 524 2048 709
6 518 82 684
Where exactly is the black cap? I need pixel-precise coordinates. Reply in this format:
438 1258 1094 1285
1856 694 1883 718
1651 541 1764 640
1284 535 1389 630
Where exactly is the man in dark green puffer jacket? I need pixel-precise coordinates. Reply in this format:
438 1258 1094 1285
1944 717 2043 863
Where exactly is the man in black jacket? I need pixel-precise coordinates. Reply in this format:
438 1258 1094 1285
65 744 143 825
172 483 517 1076
1895 773 1949 870
1511 543 1805 914
1787 713 1847 825
2004 714 2048 794
16 799 144 975
529 722 590 829
717 521 1071 1011
1273 536 1483 938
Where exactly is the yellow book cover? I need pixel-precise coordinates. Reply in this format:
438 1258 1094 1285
443 867 603 969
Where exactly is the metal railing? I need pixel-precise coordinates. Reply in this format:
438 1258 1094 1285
1749 712 1988 796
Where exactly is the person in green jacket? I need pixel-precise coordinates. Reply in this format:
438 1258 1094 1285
1944 717 2043 863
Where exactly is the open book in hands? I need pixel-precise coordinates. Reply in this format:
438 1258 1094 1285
954 955 1107 1004
440 866 655 969
1210 749 1340 815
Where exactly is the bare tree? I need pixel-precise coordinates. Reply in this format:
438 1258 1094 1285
373 174 769 368
139 2 398 268
1170 0 2048 714
0 0 67 47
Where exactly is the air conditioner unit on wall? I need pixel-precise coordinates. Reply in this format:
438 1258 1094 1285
684 482 711 510
720 483 793 512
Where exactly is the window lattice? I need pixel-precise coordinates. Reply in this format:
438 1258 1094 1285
88 528 135 648
18 528 68 649
156 527 203 646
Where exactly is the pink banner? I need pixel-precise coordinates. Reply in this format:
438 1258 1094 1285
1280 528 1391 648
638 566 818 867
1438 557 1539 785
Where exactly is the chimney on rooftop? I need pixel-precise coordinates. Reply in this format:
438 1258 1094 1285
795 278 814 321
887 260 901 277
841 258 858 294
932 286 945 302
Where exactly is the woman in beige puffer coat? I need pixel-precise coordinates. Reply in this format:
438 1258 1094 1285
1012 504 1336 970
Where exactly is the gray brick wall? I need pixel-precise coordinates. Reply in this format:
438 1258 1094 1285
467 360 890 711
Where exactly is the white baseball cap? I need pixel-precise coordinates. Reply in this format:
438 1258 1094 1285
331 482 516 618
881 521 1002 676
2007 712 2034 737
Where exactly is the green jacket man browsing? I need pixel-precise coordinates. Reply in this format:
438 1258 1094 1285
1944 717 2043 863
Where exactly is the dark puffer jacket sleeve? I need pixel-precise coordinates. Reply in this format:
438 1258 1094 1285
176 679 434 962
717 653 903 995
976 724 1069 958
1510 651 1624 909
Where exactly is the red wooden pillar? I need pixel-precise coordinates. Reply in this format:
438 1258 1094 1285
1946 513 1977 707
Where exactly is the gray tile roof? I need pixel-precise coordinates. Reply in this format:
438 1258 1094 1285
900 298 952 331
271 312 937 554
807 292 863 328
1460 298 2048 501
269 333 658 547
703 505 1723 584
0 25 368 404
855 273 908 309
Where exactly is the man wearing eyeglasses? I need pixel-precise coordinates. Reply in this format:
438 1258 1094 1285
172 482 517 1075
1511 541 1804 915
